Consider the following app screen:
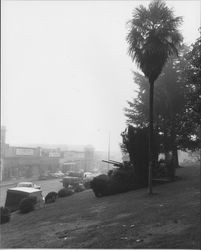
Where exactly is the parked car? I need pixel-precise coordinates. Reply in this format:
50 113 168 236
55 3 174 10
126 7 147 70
48 171 64 178
62 176 82 188
38 175 49 180
17 182 41 190
5 187 44 212
67 171 84 178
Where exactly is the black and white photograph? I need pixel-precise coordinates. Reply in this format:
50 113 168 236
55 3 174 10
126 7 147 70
1 0 200 248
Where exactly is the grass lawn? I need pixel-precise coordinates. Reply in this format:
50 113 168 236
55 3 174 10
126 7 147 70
0 165 200 248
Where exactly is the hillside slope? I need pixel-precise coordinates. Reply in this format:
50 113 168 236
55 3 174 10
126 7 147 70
0 165 200 248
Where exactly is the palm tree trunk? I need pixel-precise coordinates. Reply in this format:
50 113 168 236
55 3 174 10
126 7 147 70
148 80 154 194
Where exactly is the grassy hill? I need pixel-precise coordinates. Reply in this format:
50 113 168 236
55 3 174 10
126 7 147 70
0 165 200 248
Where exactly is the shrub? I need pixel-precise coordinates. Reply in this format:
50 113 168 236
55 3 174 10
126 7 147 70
73 183 85 192
58 188 74 198
90 174 110 197
0 207 11 224
90 170 142 198
19 196 36 214
83 180 91 189
91 126 160 198
112 168 141 189
45 192 58 204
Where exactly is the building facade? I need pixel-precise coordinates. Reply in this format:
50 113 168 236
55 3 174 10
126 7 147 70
0 127 95 181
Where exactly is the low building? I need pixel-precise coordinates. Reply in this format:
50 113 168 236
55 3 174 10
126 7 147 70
60 150 85 173
1 126 95 181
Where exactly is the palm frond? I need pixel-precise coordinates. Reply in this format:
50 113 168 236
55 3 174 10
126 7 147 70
126 0 183 82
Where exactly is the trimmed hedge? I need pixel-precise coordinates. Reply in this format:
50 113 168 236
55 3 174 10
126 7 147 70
0 207 11 224
45 192 58 204
83 181 91 189
90 174 109 197
19 196 36 214
73 183 85 193
90 169 144 198
58 188 74 198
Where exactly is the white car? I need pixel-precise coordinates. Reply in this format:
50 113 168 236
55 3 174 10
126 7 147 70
17 182 41 190
83 172 100 181
49 171 64 178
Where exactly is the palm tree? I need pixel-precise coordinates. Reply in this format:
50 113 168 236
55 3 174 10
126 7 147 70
126 0 183 194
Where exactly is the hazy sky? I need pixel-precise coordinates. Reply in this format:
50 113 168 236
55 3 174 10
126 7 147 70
1 0 200 154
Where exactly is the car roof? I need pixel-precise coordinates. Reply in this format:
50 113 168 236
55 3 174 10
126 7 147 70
8 187 41 193
18 182 33 185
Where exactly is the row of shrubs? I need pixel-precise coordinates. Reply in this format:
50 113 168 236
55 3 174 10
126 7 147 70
45 183 86 203
1 184 86 224
45 188 74 203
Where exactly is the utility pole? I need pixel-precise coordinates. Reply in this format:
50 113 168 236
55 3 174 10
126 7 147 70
0 158 3 181
107 131 111 172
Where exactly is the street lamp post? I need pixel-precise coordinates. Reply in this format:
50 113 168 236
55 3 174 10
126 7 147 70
107 131 111 171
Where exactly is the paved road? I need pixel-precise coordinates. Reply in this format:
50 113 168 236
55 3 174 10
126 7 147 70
0 178 63 207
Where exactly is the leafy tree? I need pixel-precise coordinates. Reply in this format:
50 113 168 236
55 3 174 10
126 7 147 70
180 34 201 150
183 34 201 119
121 125 160 185
126 0 183 193
125 38 200 170
125 55 186 170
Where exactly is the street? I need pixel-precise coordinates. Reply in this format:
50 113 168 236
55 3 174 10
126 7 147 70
0 178 63 207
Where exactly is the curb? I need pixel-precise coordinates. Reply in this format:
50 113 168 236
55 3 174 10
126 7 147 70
0 182 17 188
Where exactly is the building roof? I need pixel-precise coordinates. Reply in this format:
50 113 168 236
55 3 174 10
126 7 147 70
63 162 76 165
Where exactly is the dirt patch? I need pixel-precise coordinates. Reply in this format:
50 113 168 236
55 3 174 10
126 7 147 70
88 204 107 214
141 220 191 244
115 213 132 220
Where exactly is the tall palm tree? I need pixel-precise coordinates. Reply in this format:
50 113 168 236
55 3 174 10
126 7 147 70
126 0 183 194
